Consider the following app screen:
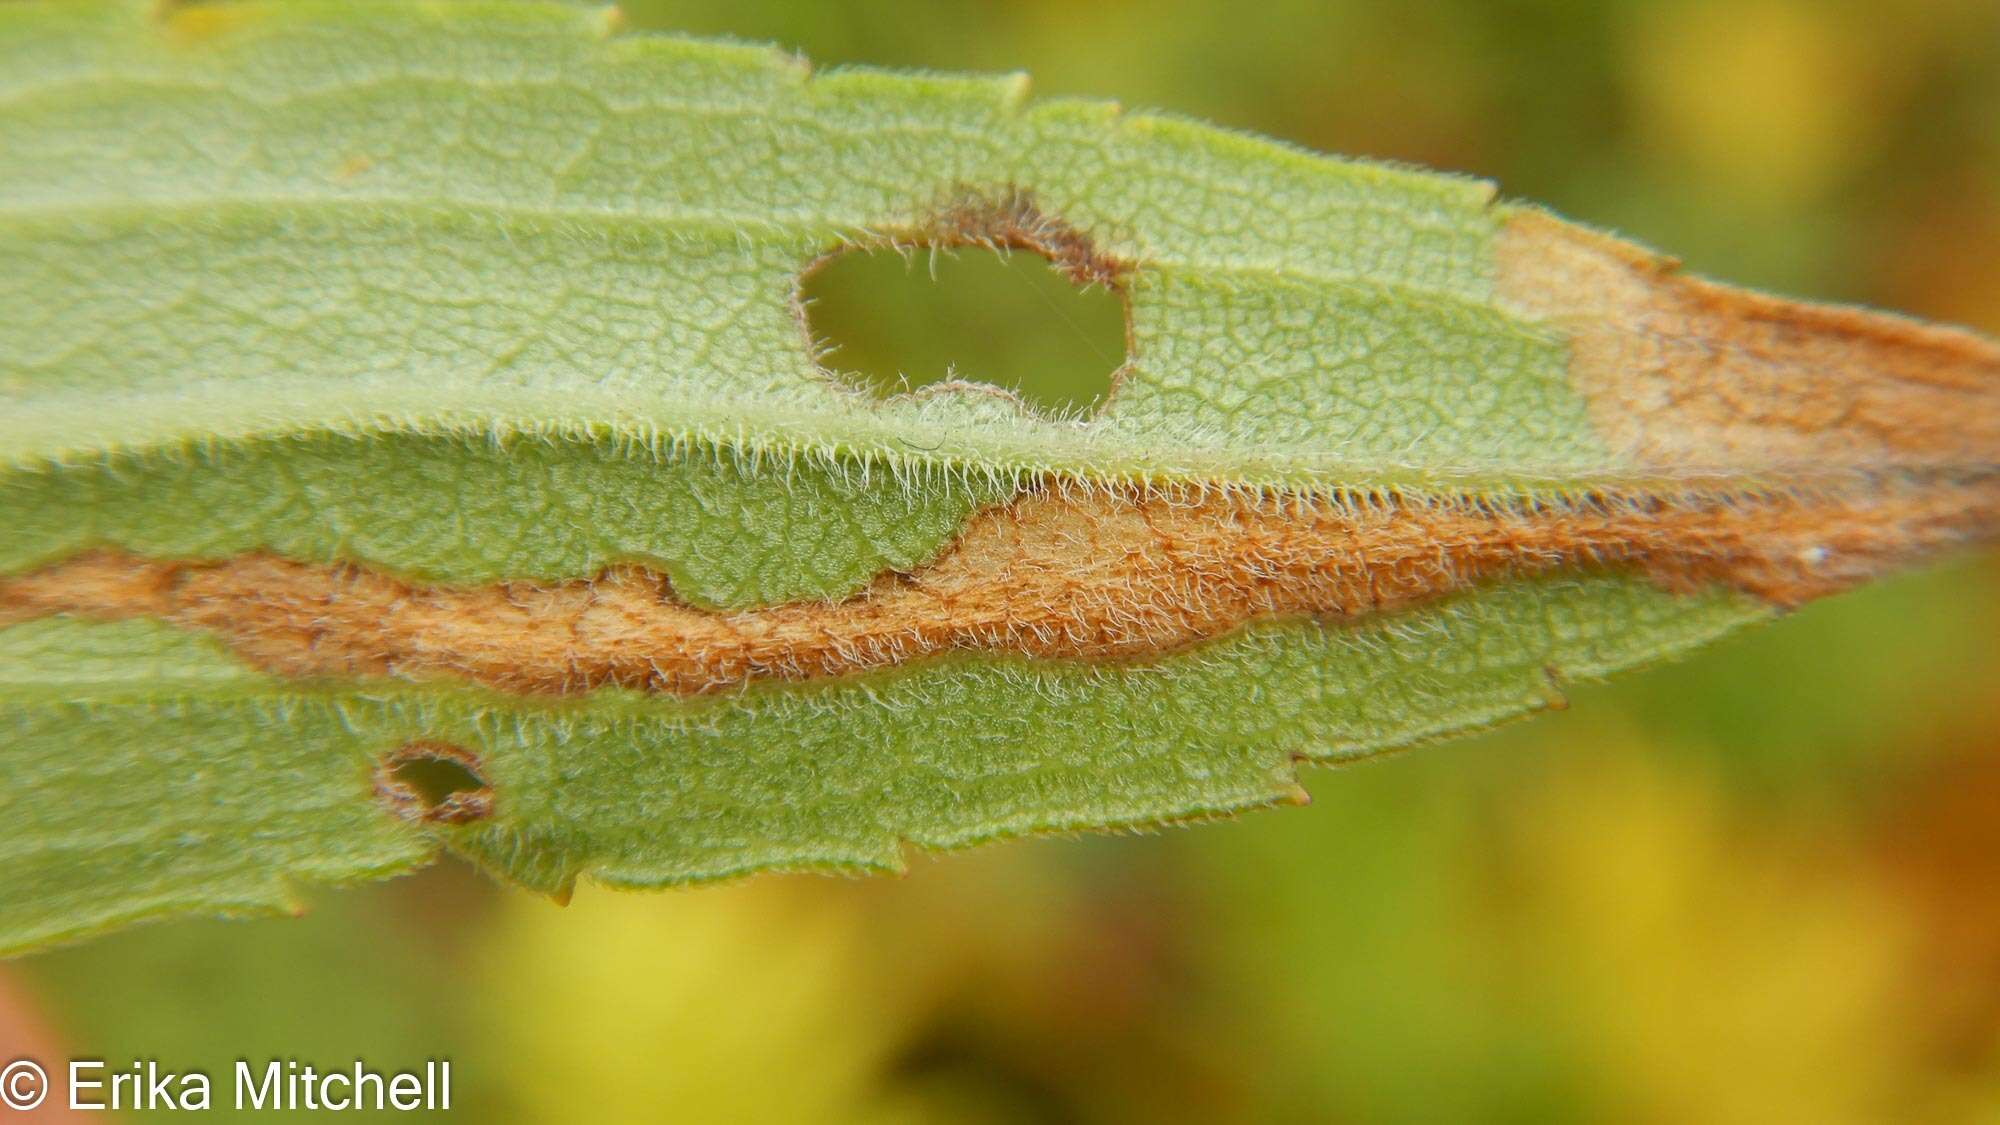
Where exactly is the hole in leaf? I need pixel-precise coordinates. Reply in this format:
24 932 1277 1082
374 742 494 825
803 246 1129 418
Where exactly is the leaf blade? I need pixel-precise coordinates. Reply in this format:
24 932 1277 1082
0 0 1992 954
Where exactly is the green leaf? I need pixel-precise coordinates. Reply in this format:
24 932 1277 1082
2 0 1993 954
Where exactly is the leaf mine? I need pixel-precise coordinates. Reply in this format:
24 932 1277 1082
1498 210 2000 477
3 474 1991 697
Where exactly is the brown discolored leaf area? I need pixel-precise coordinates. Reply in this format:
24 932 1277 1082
3 474 1993 698
1499 210 2000 475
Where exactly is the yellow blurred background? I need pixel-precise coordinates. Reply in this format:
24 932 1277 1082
8 0 2000 1120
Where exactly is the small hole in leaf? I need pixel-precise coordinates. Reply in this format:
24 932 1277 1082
375 742 494 825
803 246 1128 418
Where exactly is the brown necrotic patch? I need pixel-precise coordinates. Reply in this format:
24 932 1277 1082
374 742 494 825
1497 208 2000 477
2 478 1993 698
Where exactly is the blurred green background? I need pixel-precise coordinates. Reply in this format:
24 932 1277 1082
8 0 2000 1120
